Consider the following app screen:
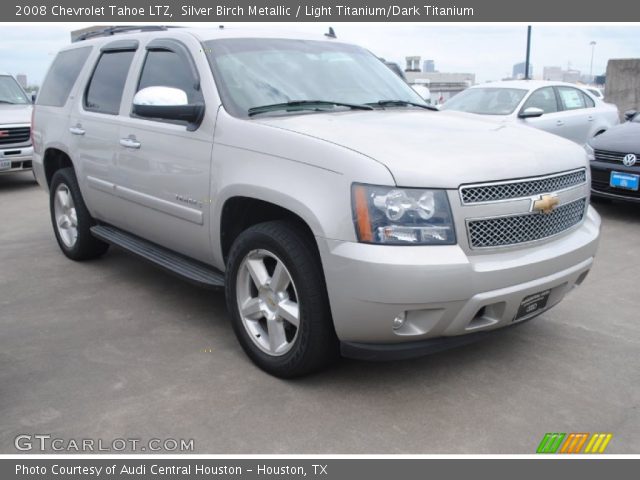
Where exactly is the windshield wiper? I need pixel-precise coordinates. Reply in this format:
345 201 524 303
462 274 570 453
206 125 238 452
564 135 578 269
248 100 373 117
0 100 16 104
369 100 438 111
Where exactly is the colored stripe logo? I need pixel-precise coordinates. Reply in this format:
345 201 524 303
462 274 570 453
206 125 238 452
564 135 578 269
537 433 612 454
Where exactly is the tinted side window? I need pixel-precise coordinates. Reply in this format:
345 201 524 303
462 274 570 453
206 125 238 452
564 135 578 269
522 87 558 114
557 87 587 111
37 47 91 107
137 50 200 102
85 50 135 115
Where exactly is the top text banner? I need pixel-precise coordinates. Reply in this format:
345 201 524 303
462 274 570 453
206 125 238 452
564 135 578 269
5 0 640 22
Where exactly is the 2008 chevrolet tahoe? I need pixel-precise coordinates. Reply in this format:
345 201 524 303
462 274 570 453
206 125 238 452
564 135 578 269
32 27 600 377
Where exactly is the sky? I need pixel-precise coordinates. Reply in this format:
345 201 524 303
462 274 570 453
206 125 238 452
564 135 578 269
1 23 639 86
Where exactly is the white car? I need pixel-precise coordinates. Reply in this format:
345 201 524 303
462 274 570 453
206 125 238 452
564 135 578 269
585 87 604 100
0 72 33 175
441 80 619 145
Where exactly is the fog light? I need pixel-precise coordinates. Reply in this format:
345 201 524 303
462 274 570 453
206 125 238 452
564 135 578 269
392 313 406 330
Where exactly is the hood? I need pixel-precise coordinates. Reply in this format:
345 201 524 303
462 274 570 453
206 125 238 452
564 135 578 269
590 121 640 153
0 104 32 125
255 109 586 188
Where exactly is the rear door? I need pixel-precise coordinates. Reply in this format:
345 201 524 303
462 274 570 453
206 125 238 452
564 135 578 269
554 86 594 144
68 41 138 227
33 46 92 188
115 37 215 263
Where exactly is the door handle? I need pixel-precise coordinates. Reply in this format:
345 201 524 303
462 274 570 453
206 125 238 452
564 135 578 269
119 137 141 149
588 116 594 122
556 120 564 126
69 125 85 136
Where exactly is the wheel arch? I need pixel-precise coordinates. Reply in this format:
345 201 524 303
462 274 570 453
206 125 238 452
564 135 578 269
43 147 75 187
218 194 322 267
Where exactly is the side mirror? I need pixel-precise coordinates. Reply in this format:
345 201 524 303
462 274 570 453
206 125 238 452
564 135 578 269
624 110 637 122
31 93 36 104
518 107 544 119
132 86 204 130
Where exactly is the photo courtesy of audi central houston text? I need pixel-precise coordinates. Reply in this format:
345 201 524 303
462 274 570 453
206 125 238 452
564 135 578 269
1 8 639 461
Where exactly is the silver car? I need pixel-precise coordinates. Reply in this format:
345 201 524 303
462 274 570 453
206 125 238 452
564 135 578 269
32 28 600 377
441 80 619 145
0 72 33 175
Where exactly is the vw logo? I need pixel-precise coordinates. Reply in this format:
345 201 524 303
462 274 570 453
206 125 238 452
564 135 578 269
623 154 637 167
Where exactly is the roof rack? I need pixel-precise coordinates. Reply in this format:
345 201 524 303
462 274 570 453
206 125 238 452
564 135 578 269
73 25 181 42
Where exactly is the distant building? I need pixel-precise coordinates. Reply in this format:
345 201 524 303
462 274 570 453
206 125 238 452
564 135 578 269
423 59 435 73
512 62 533 79
542 66 582 83
16 74 27 88
405 71 476 104
562 69 581 83
405 56 421 72
579 74 596 84
543 66 564 81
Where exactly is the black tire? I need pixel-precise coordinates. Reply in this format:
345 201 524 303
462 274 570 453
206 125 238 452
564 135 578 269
225 221 339 378
49 167 109 261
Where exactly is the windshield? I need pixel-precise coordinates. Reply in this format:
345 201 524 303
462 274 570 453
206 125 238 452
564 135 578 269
0 76 30 105
203 38 426 117
441 87 528 115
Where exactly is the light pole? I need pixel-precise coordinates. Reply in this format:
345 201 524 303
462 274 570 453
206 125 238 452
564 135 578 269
524 26 532 80
589 41 597 81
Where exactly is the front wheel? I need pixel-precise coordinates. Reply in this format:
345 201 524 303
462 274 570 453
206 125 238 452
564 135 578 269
225 221 339 378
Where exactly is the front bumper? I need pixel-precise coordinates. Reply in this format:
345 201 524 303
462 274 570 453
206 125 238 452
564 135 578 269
317 205 600 357
590 161 640 202
0 145 33 174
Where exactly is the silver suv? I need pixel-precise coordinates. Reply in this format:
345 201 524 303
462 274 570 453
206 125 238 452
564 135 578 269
0 72 33 175
32 27 601 377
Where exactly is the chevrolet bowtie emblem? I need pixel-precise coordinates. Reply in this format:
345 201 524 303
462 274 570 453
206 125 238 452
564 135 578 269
533 194 560 214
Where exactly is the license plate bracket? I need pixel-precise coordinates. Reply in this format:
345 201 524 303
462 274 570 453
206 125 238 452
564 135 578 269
514 289 551 322
0 159 11 171
610 171 639 191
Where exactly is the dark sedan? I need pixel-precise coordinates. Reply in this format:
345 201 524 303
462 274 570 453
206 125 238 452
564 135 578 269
588 110 640 202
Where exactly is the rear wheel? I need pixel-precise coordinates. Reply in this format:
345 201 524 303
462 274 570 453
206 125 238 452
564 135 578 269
225 221 339 378
49 167 109 260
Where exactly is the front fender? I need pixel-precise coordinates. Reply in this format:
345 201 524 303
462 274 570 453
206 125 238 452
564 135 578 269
210 143 360 268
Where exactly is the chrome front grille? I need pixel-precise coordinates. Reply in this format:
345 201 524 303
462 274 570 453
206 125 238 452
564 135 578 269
467 198 586 248
594 149 636 164
0 126 30 145
460 169 587 204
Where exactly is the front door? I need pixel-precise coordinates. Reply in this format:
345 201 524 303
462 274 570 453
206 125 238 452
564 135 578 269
115 39 214 263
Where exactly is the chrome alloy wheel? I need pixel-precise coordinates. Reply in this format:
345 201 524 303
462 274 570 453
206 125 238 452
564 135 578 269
53 184 78 248
236 249 300 356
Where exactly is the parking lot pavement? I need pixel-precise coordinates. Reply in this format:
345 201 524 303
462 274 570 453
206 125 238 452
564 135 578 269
1 171 639 454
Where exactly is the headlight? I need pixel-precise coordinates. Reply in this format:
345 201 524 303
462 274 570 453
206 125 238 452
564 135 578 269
352 184 456 245
584 143 595 161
